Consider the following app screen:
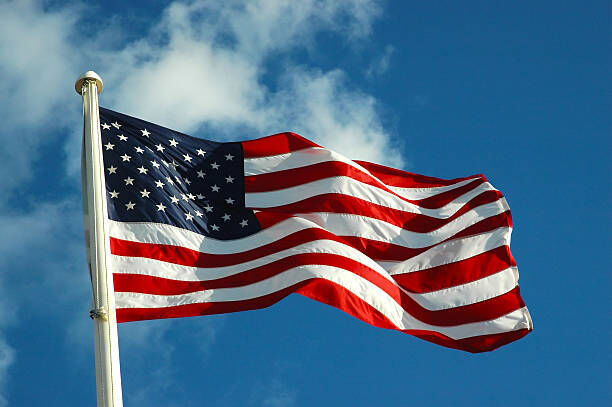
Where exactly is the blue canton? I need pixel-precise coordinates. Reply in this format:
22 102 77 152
99 107 260 240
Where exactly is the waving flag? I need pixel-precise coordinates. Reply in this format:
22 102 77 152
96 107 532 352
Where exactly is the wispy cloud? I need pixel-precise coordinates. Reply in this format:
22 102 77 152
96 0 400 167
0 335 15 407
0 199 87 405
260 379 297 407
366 44 395 78
0 0 81 192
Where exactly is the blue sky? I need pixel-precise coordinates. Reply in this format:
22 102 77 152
0 0 610 406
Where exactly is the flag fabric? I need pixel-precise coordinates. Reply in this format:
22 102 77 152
94 107 532 353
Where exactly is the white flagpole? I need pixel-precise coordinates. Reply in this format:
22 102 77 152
76 71 124 407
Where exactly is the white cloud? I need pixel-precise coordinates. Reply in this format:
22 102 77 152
366 44 395 78
0 0 397 191
0 275 14 407
0 0 79 124
0 199 87 406
98 0 400 167
265 67 403 166
252 377 297 407
0 335 14 407
0 0 81 191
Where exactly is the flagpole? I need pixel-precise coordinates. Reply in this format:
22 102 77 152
76 71 124 407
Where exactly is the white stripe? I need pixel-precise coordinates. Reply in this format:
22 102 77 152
245 147 354 175
409 267 518 311
110 238 392 282
244 147 481 200
245 176 499 218
115 264 531 339
384 227 512 274
294 198 509 249
388 179 486 200
111 230 519 313
109 217 311 254
111 249 518 312
109 196 508 256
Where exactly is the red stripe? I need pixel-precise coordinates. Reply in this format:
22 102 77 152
340 211 512 261
355 160 484 188
242 132 320 158
116 277 530 352
254 211 295 229
392 245 516 293
248 190 504 233
113 247 524 327
110 211 511 270
245 161 489 209
110 228 349 268
406 327 531 353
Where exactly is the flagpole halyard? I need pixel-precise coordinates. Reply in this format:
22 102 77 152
77 71 124 407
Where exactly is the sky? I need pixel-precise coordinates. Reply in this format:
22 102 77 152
0 0 610 406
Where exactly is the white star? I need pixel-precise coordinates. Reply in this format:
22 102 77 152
185 212 194 221
135 146 144 154
141 129 150 137
156 203 166 212
225 197 235 205
185 178 191 185
104 142 114 150
211 185 220 192
125 201 135 210
240 219 248 227
225 176 234 183
194 210 203 217
165 176 174 185
203 204 213 212
181 193 189 201
124 177 134 185
169 138 178 147
187 193 196 200
210 162 220 170
109 190 119 199
140 189 150 198
107 166 117 174
196 149 206 156
224 153 234 161
210 224 220 231
137 166 148 174
101 123 111 130
174 176 182 185
118 134 128 141
196 194 205 199
170 196 179 204
154 180 164 188
112 121 121 129
197 170 205 178
183 153 192 163
120 154 131 162
222 213 231 221
151 161 160 169
169 161 179 170
162 160 169 167
155 144 165 152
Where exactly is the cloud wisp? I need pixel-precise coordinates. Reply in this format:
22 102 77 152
93 0 401 166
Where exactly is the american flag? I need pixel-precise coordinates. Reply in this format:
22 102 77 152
96 107 532 353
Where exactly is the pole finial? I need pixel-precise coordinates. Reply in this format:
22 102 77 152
75 71 103 95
